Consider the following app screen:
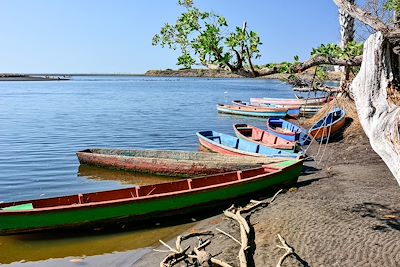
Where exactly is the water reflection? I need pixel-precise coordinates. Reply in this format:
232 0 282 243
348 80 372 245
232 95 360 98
77 164 179 186
0 223 193 264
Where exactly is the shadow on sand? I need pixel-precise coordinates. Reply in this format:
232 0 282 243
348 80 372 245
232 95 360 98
350 202 400 232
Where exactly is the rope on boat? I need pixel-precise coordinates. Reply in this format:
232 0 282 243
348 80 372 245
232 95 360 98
316 97 339 165
302 95 339 164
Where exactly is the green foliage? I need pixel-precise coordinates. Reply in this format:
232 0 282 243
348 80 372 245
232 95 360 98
152 0 262 70
311 42 363 60
261 62 298 74
314 66 328 86
384 0 400 13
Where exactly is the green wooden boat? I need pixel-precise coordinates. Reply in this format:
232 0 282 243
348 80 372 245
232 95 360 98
0 159 302 235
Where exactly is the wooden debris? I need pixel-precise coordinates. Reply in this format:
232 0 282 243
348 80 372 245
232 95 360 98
276 234 309 267
220 189 283 267
156 230 231 267
156 189 308 267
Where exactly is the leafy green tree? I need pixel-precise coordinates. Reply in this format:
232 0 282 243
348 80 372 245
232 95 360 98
152 0 262 76
153 0 363 79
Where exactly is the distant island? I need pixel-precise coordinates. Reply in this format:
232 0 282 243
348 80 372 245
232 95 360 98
145 68 290 79
145 68 341 81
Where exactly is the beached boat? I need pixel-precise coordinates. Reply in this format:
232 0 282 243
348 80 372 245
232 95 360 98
196 130 303 158
0 159 303 235
308 108 346 142
76 149 277 177
266 118 310 146
298 105 323 117
233 124 297 151
250 96 332 106
232 100 300 117
217 103 287 118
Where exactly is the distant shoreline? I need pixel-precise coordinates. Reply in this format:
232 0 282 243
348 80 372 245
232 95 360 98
0 69 341 81
145 69 286 79
0 75 70 81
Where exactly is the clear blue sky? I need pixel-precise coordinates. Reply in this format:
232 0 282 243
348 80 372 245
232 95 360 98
0 1 341 74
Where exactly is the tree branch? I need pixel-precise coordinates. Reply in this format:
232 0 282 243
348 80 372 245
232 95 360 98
333 0 391 33
254 55 363 77
295 55 362 72
332 0 400 40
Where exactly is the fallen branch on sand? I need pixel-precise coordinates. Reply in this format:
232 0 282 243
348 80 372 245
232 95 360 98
156 230 231 267
276 234 310 267
156 189 309 267
220 189 283 267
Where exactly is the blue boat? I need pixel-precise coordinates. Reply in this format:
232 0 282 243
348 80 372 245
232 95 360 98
196 130 303 159
308 108 346 142
266 118 311 146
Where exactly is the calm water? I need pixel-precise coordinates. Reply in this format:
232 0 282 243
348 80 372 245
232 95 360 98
0 76 296 263
0 76 296 202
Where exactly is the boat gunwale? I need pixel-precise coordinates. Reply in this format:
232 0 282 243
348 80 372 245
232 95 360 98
0 161 302 214
217 103 288 113
232 100 301 111
233 124 295 151
196 131 299 158
250 96 332 106
309 108 346 132
76 149 274 164
265 118 301 137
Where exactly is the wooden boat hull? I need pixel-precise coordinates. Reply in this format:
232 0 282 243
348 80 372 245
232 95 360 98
232 100 300 117
250 96 332 106
266 118 310 146
196 131 302 158
233 124 296 151
76 149 277 177
0 160 303 235
308 108 346 141
217 103 287 118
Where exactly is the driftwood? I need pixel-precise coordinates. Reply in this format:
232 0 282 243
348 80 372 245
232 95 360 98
218 190 306 267
276 234 309 267
156 190 308 267
156 230 232 267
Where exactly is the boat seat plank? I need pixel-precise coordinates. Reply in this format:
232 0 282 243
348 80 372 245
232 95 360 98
209 136 221 144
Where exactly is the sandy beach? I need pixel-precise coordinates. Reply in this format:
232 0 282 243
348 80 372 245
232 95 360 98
133 132 400 267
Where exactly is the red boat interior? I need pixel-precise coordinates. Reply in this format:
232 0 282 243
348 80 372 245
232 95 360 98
237 126 279 143
0 166 280 210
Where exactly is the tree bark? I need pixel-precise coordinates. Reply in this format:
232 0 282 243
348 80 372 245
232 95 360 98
339 0 355 90
350 32 400 184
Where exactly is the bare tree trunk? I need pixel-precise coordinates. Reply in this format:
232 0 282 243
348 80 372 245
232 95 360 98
350 32 400 184
339 0 355 90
